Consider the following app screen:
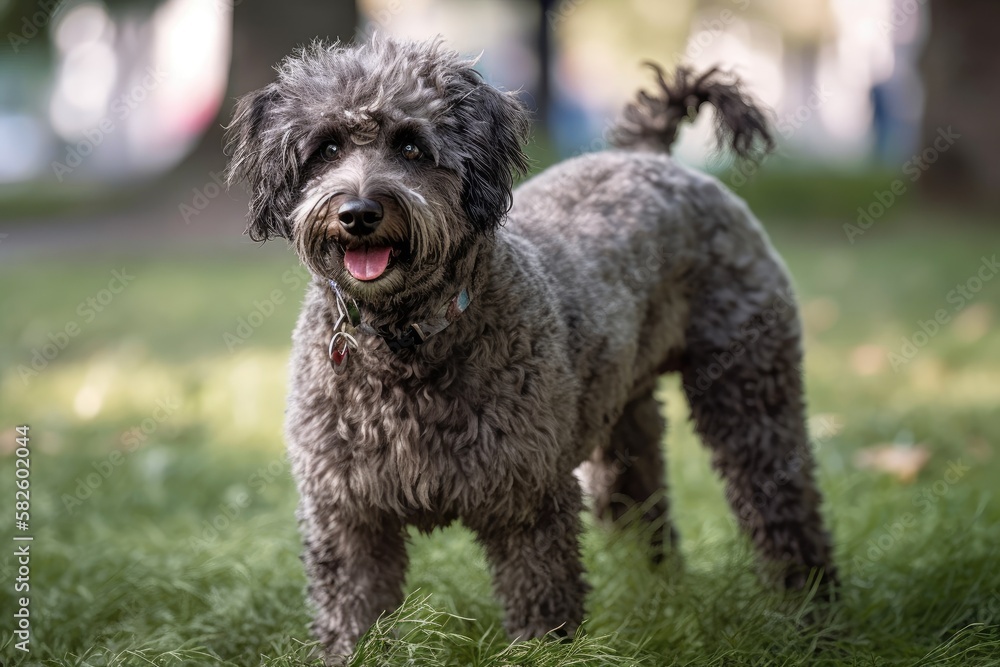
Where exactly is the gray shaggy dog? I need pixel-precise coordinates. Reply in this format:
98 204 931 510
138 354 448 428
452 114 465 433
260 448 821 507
226 34 837 662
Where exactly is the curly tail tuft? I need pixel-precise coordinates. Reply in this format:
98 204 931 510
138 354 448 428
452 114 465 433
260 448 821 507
609 64 774 163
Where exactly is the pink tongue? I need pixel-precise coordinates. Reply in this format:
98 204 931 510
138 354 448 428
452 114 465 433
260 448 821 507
344 246 392 281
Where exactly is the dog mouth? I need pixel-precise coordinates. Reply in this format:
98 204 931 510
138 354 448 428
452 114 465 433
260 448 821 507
340 242 407 281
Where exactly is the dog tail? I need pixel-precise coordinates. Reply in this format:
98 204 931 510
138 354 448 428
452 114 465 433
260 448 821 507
609 64 774 163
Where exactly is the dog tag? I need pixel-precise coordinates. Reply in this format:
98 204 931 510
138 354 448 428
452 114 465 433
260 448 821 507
331 340 349 369
328 330 357 373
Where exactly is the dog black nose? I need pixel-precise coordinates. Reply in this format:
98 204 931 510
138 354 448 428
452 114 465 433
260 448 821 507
338 197 383 235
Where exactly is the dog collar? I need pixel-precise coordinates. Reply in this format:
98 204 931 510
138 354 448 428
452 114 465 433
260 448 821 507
327 280 471 370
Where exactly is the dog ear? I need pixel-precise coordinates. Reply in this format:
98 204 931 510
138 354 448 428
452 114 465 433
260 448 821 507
224 84 297 242
451 77 531 232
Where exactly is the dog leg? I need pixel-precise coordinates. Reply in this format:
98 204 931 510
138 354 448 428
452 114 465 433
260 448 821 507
681 308 837 590
586 391 677 560
472 477 589 640
300 508 409 662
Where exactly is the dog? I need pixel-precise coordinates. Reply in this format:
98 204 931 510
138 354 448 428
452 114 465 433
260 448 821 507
225 34 837 662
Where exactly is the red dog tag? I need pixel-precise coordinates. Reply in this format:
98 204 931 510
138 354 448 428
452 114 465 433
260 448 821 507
329 331 354 372
331 343 349 367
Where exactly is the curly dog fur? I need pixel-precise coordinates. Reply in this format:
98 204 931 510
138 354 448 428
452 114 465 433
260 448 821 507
226 34 837 661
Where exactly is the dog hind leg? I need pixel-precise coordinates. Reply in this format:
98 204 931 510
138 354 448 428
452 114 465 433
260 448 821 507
681 304 837 590
584 391 678 560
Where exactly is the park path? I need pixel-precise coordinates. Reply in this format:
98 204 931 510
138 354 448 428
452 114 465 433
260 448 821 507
0 180 251 265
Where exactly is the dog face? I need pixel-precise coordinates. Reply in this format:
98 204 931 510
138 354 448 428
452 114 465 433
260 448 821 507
226 36 529 303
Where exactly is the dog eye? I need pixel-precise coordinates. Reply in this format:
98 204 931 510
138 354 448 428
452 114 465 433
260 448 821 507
401 143 422 161
319 141 340 162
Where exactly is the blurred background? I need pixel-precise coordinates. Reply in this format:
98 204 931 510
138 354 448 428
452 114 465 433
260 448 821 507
1 0 1000 218
0 1 998 664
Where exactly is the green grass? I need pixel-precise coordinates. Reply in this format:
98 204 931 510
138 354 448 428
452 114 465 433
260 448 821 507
1 219 999 666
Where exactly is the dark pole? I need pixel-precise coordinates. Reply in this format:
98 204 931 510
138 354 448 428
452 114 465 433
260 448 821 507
537 0 556 130
919 0 1000 211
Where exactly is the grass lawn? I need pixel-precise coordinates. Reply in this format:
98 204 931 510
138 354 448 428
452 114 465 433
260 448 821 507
1 218 998 666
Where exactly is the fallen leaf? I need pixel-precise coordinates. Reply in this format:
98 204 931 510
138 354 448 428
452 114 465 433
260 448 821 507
953 303 993 343
802 297 840 335
853 443 931 482
850 344 888 376
967 437 992 462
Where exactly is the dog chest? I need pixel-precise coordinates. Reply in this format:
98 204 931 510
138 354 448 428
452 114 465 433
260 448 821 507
299 360 563 522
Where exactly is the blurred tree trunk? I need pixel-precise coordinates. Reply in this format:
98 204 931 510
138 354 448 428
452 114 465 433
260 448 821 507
230 0 358 98
920 0 1000 211
178 0 358 177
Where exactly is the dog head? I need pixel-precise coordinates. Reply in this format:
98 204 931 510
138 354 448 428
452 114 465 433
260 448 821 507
225 35 529 305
